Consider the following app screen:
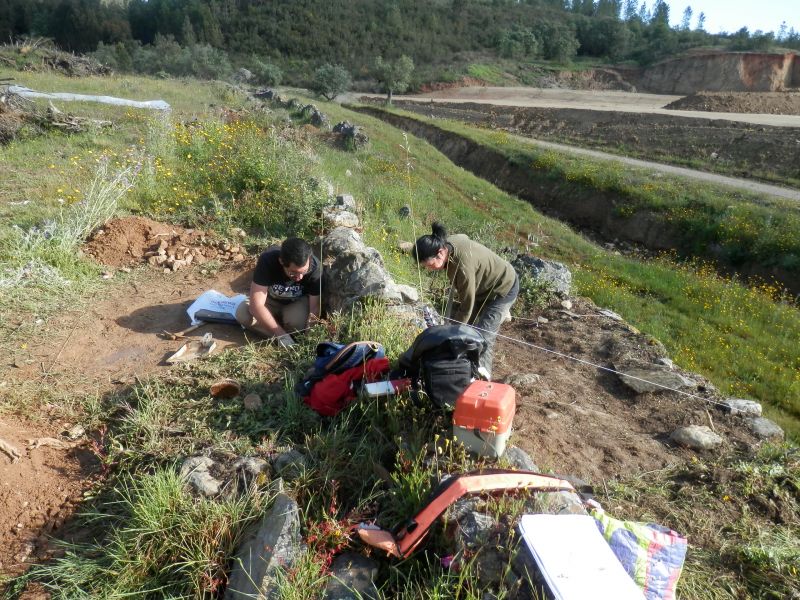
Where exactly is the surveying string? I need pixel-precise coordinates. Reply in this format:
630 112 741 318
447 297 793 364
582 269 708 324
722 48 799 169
436 314 730 410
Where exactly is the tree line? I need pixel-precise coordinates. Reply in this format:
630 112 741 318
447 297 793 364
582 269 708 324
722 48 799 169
1 0 798 84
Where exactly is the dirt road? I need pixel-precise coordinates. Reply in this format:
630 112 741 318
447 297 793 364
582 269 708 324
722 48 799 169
510 136 800 201
392 87 800 127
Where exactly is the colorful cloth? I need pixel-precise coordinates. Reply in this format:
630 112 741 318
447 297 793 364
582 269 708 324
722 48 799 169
592 509 687 600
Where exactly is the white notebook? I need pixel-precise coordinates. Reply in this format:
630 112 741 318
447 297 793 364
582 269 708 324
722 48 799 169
518 514 645 600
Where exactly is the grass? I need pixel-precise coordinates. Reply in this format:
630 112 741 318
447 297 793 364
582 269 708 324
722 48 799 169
598 444 800 599
333 103 800 436
0 70 798 599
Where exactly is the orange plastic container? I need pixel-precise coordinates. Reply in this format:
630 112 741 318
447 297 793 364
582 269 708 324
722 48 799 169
452 381 516 458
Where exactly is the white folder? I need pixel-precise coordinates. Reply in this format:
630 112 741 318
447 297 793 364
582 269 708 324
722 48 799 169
518 514 645 600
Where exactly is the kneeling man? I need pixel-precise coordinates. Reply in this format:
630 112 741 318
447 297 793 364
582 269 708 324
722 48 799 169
236 237 320 346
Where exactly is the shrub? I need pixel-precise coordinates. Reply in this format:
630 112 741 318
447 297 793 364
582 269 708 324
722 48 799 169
251 59 283 86
310 63 352 101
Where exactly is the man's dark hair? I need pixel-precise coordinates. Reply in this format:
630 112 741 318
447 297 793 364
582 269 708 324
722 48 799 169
280 237 313 266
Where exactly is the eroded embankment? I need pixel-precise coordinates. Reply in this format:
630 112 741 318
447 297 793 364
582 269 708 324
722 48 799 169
352 106 799 295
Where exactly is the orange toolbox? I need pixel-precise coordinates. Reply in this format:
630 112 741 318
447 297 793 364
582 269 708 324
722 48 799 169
452 381 516 459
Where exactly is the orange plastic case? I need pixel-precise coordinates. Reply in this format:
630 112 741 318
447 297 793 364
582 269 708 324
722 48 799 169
452 381 516 458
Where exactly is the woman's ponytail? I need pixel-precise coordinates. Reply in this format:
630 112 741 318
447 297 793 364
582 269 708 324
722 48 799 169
413 222 449 263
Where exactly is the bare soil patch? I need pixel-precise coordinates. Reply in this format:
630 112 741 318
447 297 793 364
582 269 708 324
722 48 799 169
0 415 98 578
665 91 800 115
493 297 760 483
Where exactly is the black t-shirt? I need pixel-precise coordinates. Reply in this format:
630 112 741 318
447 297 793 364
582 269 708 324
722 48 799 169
252 246 321 303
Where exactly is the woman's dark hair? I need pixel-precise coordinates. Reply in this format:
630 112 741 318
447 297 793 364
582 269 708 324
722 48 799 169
413 222 448 262
281 237 312 266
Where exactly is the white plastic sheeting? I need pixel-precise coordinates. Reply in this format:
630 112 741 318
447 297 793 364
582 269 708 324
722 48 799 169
8 85 170 111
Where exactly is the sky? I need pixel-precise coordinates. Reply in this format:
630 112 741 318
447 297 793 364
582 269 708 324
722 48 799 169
662 0 797 35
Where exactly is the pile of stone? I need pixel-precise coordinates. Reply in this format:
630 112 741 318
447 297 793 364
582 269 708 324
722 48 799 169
332 121 369 150
144 234 247 272
299 103 329 128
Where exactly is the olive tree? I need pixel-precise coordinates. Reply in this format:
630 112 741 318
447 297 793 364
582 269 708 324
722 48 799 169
373 55 414 104
311 63 352 101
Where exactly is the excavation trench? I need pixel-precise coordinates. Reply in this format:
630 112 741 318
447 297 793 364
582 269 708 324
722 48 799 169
352 106 799 295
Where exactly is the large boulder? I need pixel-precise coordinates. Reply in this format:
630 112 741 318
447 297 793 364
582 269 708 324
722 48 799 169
512 255 572 297
332 121 369 150
225 493 305 600
615 360 696 394
321 228 419 313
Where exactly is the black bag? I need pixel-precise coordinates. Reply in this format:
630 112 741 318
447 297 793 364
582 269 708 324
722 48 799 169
397 325 486 410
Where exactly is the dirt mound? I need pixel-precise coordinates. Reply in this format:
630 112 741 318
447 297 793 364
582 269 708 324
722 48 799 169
665 91 800 115
83 216 248 271
0 416 98 577
494 297 761 483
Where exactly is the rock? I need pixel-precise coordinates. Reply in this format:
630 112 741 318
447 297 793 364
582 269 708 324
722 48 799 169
321 228 416 313
386 303 428 330
670 425 724 450
397 241 414 254
322 208 360 229
597 308 623 321
384 283 419 304
211 379 241 399
234 68 254 83
179 456 222 497
498 372 540 389
321 227 365 256
64 424 85 440
537 316 548 324
474 548 506 585
234 456 269 479
503 446 538 471
560 299 573 310
332 121 369 150
273 449 307 478
455 511 497 551
446 497 482 522
617 364 695 394
656 357 675 369
253 89 276 100
746 417 784 441
225 493 305 600
398 205 411 219
522 484 587 515
323 553 379 600
335 194 357 211
512 255 572 297
243 393 263 411
310 109 329 128
721 398 762 417
345 169 352 177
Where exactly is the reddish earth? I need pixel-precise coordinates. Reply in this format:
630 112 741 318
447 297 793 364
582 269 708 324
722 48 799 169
83 216 249 271
0 416 98 578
